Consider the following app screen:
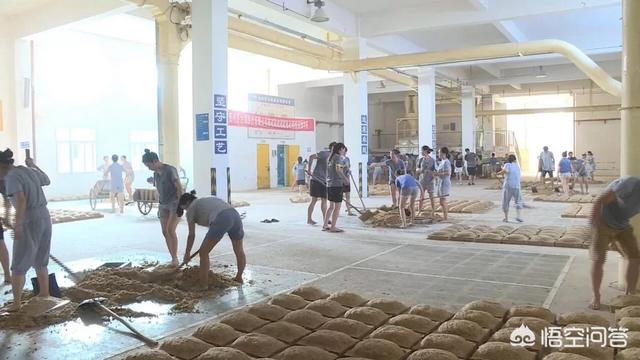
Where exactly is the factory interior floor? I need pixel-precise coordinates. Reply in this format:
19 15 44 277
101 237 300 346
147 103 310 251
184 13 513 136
0 178 623 360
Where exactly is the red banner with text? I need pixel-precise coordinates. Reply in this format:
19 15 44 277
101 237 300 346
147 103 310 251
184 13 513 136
228 110 315 132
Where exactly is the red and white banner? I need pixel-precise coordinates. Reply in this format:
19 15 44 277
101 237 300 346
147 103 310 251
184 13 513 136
228 110 314 132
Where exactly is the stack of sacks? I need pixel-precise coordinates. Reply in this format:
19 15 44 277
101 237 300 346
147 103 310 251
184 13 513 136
427 224 591 249
612 295 640 360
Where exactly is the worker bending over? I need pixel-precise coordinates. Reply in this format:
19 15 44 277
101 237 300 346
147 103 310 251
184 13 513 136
590 176 640 310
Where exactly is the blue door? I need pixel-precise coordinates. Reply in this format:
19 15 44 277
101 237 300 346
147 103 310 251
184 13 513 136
277 145 285 187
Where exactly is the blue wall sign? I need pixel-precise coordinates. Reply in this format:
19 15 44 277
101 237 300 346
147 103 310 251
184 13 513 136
195 113 209 141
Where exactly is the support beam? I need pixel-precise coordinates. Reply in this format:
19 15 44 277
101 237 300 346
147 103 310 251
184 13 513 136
620 0 640 177
342 38 368 197
461 86 476 151
192 0 230 201
494 20 528 43
467 0 489 10
240 0 357 37
417 67 436 149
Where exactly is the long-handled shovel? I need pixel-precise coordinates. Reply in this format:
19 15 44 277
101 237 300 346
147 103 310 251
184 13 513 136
349 173 367 211
78 297 158 346
308 173 363 215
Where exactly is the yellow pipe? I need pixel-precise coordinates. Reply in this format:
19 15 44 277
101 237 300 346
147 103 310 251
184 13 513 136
228 17 340 59
336 40 622 97
132 1 620 97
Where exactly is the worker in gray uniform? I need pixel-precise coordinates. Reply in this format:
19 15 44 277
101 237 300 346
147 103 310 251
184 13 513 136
0 149 52 312
178 191 245 288
416 145 436 215
143 149 183 267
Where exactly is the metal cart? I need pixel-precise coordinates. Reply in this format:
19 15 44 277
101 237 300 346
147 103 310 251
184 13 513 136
133 188 159 215
89 179 111 210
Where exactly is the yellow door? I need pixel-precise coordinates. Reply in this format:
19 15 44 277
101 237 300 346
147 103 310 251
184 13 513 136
257 144 270 189
287 145 300 187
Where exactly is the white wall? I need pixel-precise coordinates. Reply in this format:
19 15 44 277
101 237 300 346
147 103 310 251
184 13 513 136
33 28 157 198
574 89 620 179
278 83 342 151
228 127 315 191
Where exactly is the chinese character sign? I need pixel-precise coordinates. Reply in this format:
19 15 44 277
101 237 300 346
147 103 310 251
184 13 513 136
214 94 227 109
214 140 227 154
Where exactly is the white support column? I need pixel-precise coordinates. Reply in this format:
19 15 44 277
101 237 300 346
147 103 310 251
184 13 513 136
192 0 230 201
417 67 436 149
155 17 186 169
482 94 496 151
621 0 640 177
14 39 33 165
461 86 476 151
342 38 368 197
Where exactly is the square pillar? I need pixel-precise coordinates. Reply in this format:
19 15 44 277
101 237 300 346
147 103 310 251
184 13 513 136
481 94 496 151
418 67 436 149
461 86 476 152
343 38 368 197
192 0 230 201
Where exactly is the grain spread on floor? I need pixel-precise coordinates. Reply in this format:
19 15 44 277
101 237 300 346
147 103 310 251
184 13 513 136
124 287 638 360
0 199 103 228
427 224 592 249
561 203 594 218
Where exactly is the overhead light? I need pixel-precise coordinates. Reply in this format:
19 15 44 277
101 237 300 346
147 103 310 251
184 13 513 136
308 0 329 22
377 80 386 89
535 66 548 78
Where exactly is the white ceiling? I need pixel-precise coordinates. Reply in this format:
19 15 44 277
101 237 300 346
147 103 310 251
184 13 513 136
0 0 623 88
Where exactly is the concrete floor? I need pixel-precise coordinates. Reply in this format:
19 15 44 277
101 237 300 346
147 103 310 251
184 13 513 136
0 179 623 360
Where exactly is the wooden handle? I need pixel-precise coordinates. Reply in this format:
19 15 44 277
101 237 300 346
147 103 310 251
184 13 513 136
49 254 81 283
98 303 158 345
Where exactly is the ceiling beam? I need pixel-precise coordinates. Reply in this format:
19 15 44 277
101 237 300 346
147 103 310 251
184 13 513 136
493 20 527 42
360 0 619 37
237 0 358 37
467 0 489 11
367 35 425 55
478 63 502 78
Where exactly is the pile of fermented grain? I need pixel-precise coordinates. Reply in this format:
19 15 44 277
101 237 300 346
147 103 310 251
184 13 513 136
358 206 443 228
534 193 597 203
289 194 311 203
485 180 540 191
421 199 494 214
124 286 632 360
0 265 237 331
561 203 594 218
428 224 591 249
231 201 250 208
368 184 391 196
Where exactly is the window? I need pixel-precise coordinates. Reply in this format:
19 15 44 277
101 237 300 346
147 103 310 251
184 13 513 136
130 131 158 171
56 128 96 173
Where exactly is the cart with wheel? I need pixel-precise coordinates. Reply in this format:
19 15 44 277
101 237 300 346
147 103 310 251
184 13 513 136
133 188 159 215
89 179 111 210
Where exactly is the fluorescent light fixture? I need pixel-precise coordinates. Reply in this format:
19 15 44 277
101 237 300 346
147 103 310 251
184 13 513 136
535 66 547 78
308 0 329 22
